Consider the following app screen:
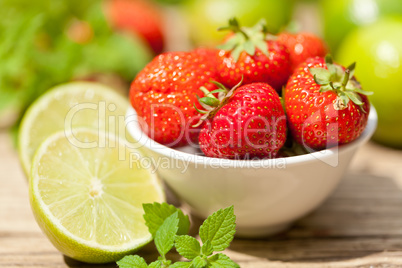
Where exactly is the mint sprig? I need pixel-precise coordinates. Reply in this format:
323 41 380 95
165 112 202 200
175 235 201 259
199 206 236 252
117 203 239 268
155 212 179 263
117 255 148 268
143 202 190 236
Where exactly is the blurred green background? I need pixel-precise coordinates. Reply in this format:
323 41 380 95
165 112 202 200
0 0 401 147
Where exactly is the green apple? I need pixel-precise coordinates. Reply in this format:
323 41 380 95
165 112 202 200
181 0 293 46
321 0 402 52
336 17 402 148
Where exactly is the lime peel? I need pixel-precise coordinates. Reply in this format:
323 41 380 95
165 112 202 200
19 82 131 175
30 128 164 263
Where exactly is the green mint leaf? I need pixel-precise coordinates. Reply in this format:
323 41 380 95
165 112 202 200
154 212 179 258
148 260 162 268
143 202 190 237
170 262 192 268
201 240 214 257
191 256 208 268
175 235 201 260
208 253 240 268
117 255 148 268
199 206 236 252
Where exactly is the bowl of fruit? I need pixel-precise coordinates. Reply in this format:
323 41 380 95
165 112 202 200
126 19 377 237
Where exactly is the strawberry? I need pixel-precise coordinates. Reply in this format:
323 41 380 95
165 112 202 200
129 49 219 147
196 82 287 159
216 18 291 92
104 0 164 54
278 32 328 72
284 55 372 151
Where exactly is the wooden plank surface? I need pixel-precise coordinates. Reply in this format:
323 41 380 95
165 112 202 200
2 131 402 268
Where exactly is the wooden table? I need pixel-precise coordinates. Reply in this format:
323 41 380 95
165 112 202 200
2 131 402 268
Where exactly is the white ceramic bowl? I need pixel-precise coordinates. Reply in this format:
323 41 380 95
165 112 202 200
126 107 377 237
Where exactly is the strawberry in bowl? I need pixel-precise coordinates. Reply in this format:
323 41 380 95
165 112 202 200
196 81 287 159
216 18 291 92
284 55 372 151
126 95 377 237
129 48 219 147
126 17 377 237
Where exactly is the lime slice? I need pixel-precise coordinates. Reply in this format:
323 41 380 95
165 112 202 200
19 82 131 175
29 128 164 263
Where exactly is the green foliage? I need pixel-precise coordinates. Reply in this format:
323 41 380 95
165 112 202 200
199 206 236 252
143 202 190 237
175 235 201 259
117 255 148 268
117 203 239 268
0 0 151 128
155 212 179 259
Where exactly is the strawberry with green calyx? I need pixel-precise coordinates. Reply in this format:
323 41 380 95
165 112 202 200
309 55 372 111
284 55 372 151
196 81 287 159
130 49 219 147
193 79 242 128
216 18 291 92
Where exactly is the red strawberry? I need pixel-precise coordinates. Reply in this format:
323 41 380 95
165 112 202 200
197 82 287 159
216 18 291 92
278 32 328 72
104 0 164 54
284 55 372 150
129 49 219 147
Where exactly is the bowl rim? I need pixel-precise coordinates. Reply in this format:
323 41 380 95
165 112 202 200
125 106 377 168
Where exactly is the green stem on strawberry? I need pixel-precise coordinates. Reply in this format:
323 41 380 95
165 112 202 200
217 18 250 40
217 18 271 61
198 93 220 107
308 54 373 112
193 78 244 127
341 69 351 87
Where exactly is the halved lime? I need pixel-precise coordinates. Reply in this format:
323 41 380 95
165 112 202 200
19 82 131 175
29 128 164 263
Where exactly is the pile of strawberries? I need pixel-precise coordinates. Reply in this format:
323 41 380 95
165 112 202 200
129 18 372 160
